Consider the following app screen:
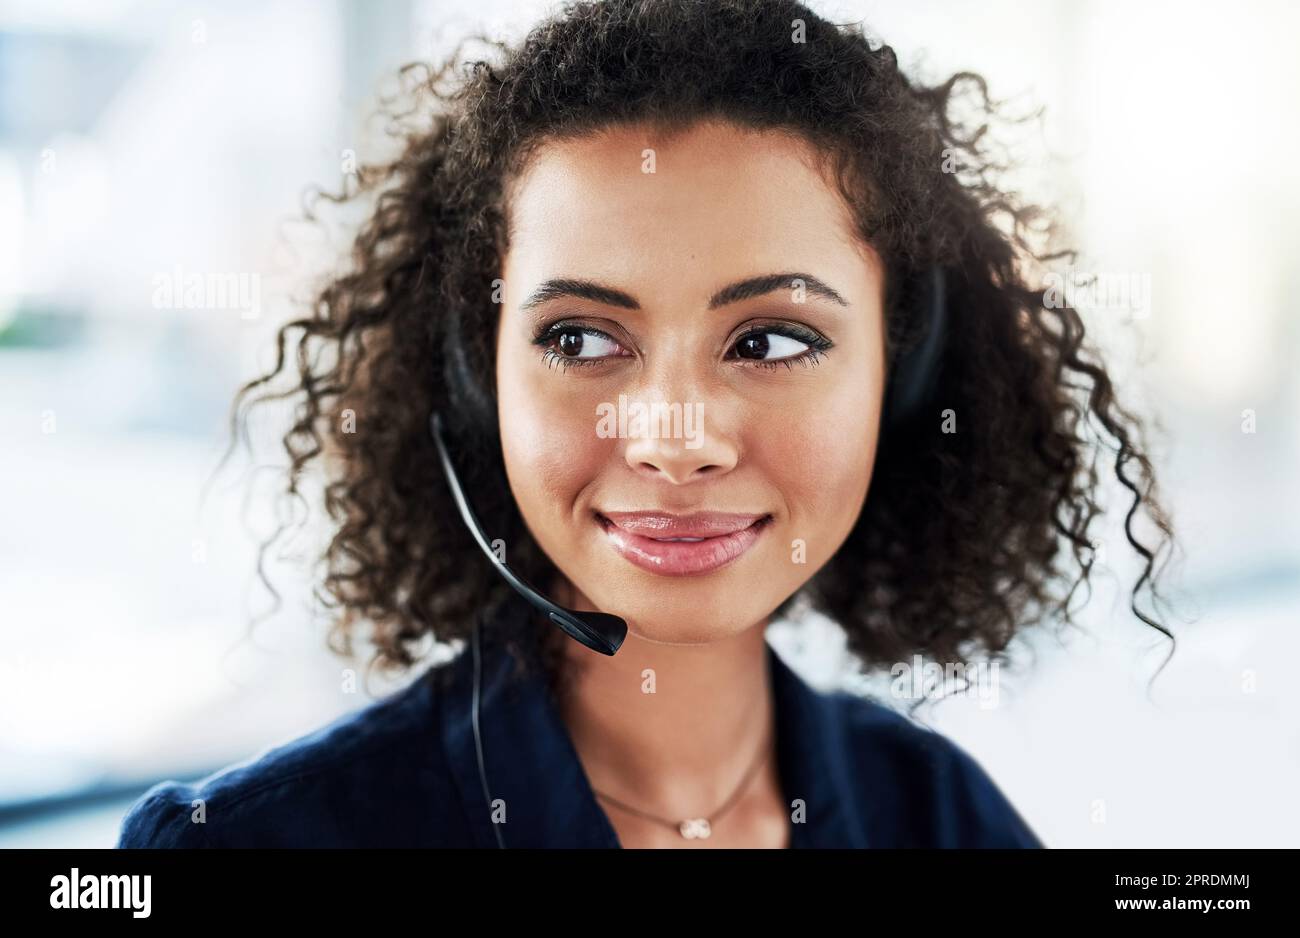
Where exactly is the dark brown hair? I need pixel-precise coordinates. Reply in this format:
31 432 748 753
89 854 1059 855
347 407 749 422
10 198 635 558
219 0 1183 702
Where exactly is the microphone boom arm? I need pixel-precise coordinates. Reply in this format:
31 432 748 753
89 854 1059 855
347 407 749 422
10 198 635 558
429 411 627 656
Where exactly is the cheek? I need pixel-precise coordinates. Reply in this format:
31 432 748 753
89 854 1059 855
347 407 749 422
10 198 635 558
765 386 879 545
497 356 609 521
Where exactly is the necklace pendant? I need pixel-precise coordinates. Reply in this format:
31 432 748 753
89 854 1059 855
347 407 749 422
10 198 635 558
679 817 711 839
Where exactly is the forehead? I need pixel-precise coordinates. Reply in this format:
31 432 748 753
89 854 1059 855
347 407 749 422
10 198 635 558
501 120 876 289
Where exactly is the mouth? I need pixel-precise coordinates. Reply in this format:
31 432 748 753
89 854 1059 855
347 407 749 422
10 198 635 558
594 510 774 577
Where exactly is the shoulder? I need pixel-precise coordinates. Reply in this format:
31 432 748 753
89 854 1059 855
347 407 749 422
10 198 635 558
830 690 1044 848
116 666 468 848
115 778 209 848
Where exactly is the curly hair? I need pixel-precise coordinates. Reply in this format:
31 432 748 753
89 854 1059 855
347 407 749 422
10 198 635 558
219 0 1181 704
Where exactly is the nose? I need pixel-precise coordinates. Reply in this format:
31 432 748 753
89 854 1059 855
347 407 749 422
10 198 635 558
619 388 740 485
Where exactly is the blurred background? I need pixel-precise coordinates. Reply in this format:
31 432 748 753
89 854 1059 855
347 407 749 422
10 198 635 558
1 0 1296 848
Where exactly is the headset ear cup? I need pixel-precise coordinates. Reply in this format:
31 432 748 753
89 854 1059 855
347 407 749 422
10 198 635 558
884 265 947 429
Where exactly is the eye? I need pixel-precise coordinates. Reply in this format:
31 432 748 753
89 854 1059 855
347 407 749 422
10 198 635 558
733 332 810 361
534 325 630 371
552 328 623 359
729 326 833 369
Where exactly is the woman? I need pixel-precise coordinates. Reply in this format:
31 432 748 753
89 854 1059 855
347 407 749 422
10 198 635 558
117 0 1176 849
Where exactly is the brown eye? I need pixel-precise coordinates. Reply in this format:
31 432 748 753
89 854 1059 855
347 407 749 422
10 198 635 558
535 326 629 371
557 330 585 357
732 331 813 361
735 333 769 359
551 328 623 358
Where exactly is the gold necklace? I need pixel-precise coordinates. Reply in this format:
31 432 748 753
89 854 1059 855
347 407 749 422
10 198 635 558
590 726 774 840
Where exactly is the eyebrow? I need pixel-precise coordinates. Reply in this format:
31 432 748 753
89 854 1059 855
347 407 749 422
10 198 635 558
518 271 850 312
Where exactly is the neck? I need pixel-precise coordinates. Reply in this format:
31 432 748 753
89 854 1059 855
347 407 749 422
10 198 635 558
543 576 777 822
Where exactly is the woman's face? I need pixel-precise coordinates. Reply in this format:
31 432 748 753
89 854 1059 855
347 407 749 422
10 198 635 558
495 119 887 645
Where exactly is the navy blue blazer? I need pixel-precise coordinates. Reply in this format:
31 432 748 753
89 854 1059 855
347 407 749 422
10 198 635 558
116 595 1043 848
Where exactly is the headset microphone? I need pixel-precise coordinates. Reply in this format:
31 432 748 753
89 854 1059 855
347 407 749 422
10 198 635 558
429 410 628 657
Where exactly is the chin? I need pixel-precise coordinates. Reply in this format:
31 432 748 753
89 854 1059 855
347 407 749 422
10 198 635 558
627 614 751 646
592 580 778 646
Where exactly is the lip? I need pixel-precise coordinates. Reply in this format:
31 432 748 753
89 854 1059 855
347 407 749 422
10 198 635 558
595 510 772 576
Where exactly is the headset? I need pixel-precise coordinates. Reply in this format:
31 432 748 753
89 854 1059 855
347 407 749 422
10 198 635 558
427 263 947 848
882 266 948 432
